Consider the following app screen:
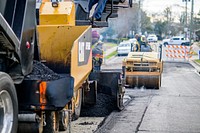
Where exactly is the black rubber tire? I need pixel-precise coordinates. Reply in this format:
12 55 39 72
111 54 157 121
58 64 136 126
117 79 125 111
155 76 161 90
73 89 82 121
129 0 133 7
0 72 18 133
43 111 59 133
159 75 162 88
59 110 68 131
117 93 124 111
164 42 168 46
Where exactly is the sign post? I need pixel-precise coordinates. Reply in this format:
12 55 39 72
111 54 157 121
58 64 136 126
198 50 200 60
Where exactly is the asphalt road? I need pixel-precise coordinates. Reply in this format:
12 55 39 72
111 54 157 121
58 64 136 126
96 57 200 133
70 42 200 133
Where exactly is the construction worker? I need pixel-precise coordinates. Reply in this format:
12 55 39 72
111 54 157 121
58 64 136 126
91 30 103 71
140 35 152 52
134 34 141 52
134 34 152 52
141 35 147 46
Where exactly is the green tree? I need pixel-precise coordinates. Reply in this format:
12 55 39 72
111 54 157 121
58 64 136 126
193 10 200 39
163 7 172 36
193 10 200 27
164 7 172 22
105 27 115 38
106 3 152 38
141 12 153 34
154 21 167 37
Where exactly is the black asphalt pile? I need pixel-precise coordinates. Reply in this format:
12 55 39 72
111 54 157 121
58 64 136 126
25 61 61 81
80 93 117 117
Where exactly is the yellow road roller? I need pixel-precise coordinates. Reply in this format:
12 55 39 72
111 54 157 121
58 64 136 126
122 52 163 89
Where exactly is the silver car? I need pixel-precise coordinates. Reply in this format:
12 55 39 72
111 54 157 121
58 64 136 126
117 41 132 56
147 34 158 43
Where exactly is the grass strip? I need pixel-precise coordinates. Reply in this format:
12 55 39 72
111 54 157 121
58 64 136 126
105 51 117 59
195 59 200 64
104 43 117 48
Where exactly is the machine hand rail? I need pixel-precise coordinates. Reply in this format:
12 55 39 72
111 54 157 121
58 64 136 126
106 0 113 21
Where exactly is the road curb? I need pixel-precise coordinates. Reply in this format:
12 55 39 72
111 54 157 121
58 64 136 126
189 60 200 74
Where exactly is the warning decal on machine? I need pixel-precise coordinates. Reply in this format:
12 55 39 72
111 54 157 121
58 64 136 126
79 42 85 62
85 42 91 50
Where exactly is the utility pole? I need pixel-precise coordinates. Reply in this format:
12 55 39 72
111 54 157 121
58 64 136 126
190 0 194 44
185 0 188 26
138 0 141 34
133 0 142 34
165 7 171 37
182 0 190 39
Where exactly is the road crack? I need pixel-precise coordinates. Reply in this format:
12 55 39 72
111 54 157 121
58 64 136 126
135 95 153 133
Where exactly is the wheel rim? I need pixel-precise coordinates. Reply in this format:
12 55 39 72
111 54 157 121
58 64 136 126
74 89 81 108
62 110 69 128
0 90 14 133
52 112 57 130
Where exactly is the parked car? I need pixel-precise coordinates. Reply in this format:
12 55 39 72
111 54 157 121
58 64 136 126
117 41 132 56
147 34 158 42
162 36 190 46
162 38 170 46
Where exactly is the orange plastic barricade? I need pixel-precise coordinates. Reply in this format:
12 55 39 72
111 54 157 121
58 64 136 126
165 45 192 59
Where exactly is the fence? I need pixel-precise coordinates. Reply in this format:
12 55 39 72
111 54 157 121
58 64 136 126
163 45 193 61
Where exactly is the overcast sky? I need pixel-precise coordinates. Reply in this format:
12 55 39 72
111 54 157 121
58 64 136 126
142 0 200 14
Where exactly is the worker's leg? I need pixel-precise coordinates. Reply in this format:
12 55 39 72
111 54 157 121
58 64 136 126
88 0 99 11
93 0 107 20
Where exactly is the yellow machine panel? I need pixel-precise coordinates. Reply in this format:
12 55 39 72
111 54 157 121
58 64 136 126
37 25 92 90
37 1 93 91
39 1 75 25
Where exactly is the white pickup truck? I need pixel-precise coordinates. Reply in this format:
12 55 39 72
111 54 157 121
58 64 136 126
163 36 190 46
